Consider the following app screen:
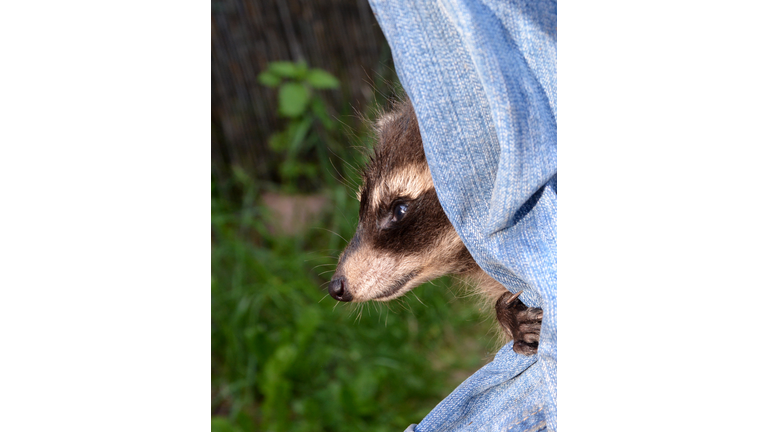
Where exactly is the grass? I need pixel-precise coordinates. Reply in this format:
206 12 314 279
211 129 495 432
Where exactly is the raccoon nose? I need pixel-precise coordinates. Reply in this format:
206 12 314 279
329 276 352 302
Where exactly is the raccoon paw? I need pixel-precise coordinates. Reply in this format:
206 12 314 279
495 291 543 356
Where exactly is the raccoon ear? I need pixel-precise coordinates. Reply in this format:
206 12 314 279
375 112 398 132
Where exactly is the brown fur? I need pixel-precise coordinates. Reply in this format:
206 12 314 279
329 99 541 354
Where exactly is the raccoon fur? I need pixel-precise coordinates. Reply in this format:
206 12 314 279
329 100 542 355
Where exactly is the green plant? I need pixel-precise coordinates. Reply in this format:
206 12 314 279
211 169 491 432
258 61 345 194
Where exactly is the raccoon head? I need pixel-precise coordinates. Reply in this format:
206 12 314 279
329 101 476 303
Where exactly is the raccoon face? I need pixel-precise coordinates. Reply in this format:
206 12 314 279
329 101 475 303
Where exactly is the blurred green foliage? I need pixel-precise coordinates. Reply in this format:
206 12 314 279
211 169 491 431
258 61 346 194
212 64 492 431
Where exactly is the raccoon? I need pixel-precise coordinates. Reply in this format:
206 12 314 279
329 100 542 355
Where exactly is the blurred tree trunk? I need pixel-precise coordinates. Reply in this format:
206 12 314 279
211 0 395 186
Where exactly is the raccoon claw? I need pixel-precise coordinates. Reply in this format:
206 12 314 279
495 291 543 356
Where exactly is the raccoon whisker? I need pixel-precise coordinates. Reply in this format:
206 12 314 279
406 299 416 314
303 257 337 264
347 144 373 159
318 294 329 303
383 301 396 314
478 312 496 326
317 270 336 276
451 290 474 300
338 182 359 201
398 297 414 314
309 249 344 254
411 292 427 307
330 147 362 176
349 96 367 122
302 252 331 259
351 303 365 323
326 146 356 176
312 227 349 243
311 263 337 270
446 289 462 304
330 113 354 136
392 297 404 311
305 259 339 267
343 204 360 230
348 144 372 152
326 155 358 197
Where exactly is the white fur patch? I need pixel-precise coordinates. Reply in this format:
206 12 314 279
371 162 433 209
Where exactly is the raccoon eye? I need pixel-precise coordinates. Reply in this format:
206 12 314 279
380 201 409 229
393 203 408 222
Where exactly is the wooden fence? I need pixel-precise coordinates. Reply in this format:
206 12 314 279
212 0 396 184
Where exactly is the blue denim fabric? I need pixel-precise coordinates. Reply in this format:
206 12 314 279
366 1 557 430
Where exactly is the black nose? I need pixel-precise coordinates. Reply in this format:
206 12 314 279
329 276 352 302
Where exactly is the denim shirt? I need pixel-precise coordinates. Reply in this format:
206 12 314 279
365 1 557 430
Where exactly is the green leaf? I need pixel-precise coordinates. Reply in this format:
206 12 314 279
310 97 335 129
306 68 340 89
279 159 301 180
268 131 289 151
231 166 252 186
268 61 301 78
295 61 308 79
211 417 240 432
285 116 313 158
257 71 281 87
278 83 310 118
298 162 319 178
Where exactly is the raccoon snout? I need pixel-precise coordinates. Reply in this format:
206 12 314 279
329 276 353 302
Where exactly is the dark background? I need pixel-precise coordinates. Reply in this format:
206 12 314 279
212 0 396 187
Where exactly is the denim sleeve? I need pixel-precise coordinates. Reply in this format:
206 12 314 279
366 1 557 431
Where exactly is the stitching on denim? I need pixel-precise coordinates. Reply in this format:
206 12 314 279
507 406 544 428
